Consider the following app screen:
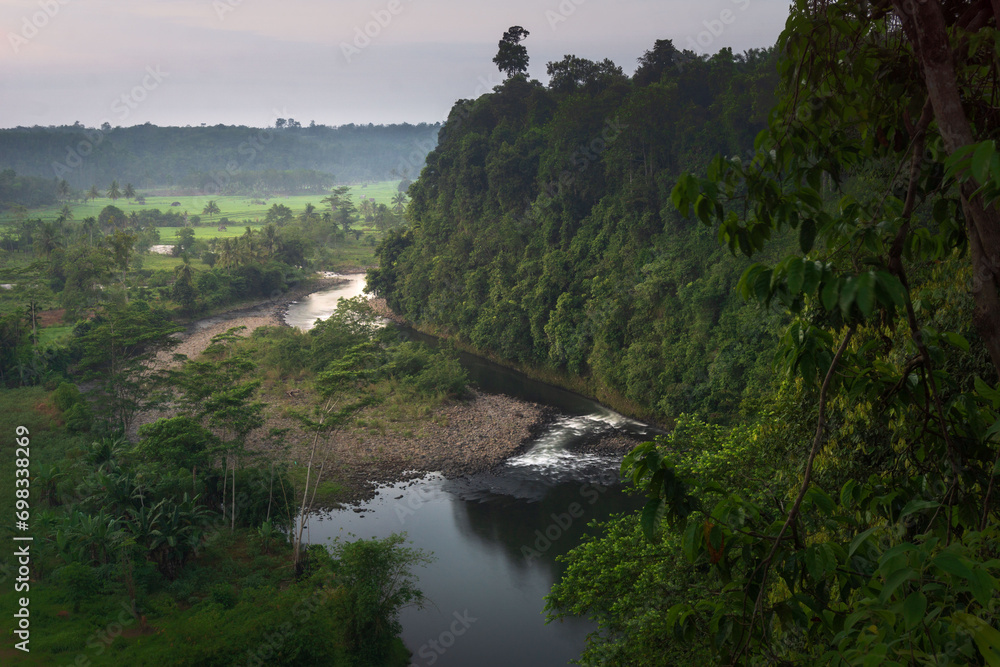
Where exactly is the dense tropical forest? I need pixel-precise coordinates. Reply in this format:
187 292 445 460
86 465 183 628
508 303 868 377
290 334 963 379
0 122 439 192
3 0 1000 664
369 39 783 423
367 2 1000 665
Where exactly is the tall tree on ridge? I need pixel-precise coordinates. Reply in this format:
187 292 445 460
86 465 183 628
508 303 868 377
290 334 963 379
493 26 530 78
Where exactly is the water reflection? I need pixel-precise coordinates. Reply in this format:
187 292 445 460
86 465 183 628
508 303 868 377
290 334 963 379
283 273 368 330
306 474 641 667
289 277 650 666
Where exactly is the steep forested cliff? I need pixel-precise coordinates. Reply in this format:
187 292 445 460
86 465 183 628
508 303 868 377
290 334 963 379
370 42 783 423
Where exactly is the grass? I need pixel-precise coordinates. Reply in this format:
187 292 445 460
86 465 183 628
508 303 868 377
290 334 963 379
0 387 88 572
286 465 346 506
38 325 73 346
0 181 405 228
138 253 211 273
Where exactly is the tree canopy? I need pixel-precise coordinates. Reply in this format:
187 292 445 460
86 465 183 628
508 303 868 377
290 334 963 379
493 26 531 78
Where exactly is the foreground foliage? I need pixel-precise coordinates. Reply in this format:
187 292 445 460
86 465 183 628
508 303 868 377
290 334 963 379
549 1 1000 664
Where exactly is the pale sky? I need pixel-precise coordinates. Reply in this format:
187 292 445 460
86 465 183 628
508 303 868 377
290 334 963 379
0 0 790 129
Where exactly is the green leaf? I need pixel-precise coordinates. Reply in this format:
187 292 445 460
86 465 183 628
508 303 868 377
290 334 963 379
840 275 860 316
880 567 916 602
932 198 951 223
986 418 1000 443
682 518 701 562
933 552 974 581
738 265 763 300
902 591 927 631
787 258 805 294
695 195 712 225
855 272 876 318
969 568 995 608
942 331 970 353
802 260 822 295
844 610 868 631
849 526 878 558
876 271 907 309
953 612 1000 666
800 218 817 253
975 376 1000 409
671 177 690 217
898 498 939 520
821 277 840 311
840 479 857 507
753 268 773 303
971 140 996 185
640 498 665 542
805 486 836 515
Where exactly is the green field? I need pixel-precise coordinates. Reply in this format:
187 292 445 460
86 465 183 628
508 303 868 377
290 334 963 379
0 180 405 227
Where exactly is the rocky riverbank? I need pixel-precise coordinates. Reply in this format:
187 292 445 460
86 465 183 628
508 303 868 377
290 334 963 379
267 390 559 504
135 274 562 503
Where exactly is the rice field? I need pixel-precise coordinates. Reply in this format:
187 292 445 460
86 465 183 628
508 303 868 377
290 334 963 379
0 180 405 227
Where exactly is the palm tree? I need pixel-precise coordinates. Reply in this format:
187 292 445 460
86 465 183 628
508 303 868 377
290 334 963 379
239 226 256 263
300 202 316 223
173 254 198 313
262 224 279 258
202 200 221 225
123 183 136 203
107 181 121 201
218 238 236 269
87 185 101 203
128 211 140 229
81 217 98 245
58 180 71 201
392 192 408 215
34 221 62 259
60 204 73 221
374 203 393 232
360 198 374 221
174 253 196 285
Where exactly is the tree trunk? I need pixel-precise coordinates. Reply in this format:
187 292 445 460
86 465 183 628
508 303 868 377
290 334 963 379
894 0 1000 379
231 459 236 530
221 455 228 523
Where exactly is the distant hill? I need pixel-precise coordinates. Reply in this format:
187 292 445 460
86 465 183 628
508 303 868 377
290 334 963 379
0 122 440 193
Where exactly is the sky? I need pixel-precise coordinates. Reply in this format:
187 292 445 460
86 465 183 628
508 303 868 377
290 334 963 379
0 0 791 129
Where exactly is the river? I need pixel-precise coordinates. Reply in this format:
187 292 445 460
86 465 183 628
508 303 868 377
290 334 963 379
284 275 655 666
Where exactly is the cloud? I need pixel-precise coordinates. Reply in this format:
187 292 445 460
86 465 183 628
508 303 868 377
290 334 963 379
0 0 790 128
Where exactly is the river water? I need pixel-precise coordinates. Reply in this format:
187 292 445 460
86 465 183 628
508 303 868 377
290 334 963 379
284 275 656 666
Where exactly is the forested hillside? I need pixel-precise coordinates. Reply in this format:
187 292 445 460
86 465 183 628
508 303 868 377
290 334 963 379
369 42 783 423
373 5 1000 663
0 122 438 192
